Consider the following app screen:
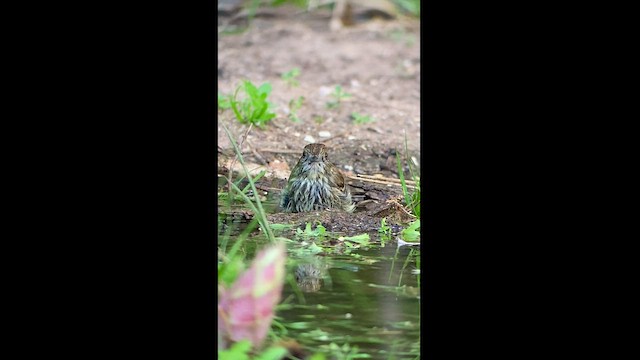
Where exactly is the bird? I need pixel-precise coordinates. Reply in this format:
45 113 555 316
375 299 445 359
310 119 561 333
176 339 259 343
280 143 355 213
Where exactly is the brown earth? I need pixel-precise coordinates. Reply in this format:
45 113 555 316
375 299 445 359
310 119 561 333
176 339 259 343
217 3 420 230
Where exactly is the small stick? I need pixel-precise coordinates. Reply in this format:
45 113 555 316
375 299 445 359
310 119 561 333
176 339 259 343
345 174 417 189
258 148 302 154
245 140 267 165
321 131 347 143
391 199 418 218
356 174 418 185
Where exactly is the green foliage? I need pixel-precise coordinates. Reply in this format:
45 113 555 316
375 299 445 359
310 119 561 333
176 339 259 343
393 0 420 16
220 123 276 242
379 218 391 237
254 346 289 360
218 254 245 287
396 154 412 212
218 92 232 110
281 67 301 87
338 233 370 246
269 223 295 231
351 112 376 125
218 340 252 360
404 136 421 218
322 342 372 360
408 179 420 217
378 218 392 246
395 140 420 218
326 85 352 109
218 170 267 204
217 340 288 360
228 80 277 128
296 222 327 238
308 353 327 360
288 96 305 122
401 219 420 242
271 0 309 7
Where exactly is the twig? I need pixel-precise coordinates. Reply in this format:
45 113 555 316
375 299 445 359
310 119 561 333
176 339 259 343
356 174 418 185
258 148 302 154
246 139 268 165
320 131 347 143
346 174 417 189
391 199 417 219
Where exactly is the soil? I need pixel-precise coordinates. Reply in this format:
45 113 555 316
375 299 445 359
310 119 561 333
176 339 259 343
217 3 420 231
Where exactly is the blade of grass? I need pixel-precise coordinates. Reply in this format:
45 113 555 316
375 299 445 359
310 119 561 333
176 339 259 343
396 154 412 212
230 86 244 123
222 123 275 242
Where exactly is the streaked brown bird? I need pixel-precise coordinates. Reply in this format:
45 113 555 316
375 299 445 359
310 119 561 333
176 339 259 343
280 143 355 213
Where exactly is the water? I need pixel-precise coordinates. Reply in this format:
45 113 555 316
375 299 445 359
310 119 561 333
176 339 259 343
220 225 421 359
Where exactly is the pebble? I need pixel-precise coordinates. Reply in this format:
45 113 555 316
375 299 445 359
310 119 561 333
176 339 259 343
318 131 331 138
303 135 316 143
319 86 332 97
344 165 353 171
348 135 356 140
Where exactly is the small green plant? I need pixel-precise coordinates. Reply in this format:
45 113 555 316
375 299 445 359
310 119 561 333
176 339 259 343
378 218 392 246
218 340 252 359
351 112 376 125
321 342 371 360
395 137 420 218
269 223 295 232
326 85 352 109
401 219 420 242
379 218 391 237
218 170 267 204
296 222 327 238
288 96 305 122
228 80 277 128
281 67 301 87
220 123 275 242
393 0 420 16
338 233 370 246
218 92 232 110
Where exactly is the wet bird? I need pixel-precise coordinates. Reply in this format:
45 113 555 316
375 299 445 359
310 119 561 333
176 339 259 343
280 143 355 213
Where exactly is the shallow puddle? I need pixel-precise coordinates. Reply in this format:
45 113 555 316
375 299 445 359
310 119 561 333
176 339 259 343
220 224 421 359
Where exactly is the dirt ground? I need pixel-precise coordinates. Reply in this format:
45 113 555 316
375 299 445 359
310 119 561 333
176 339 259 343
218 4 420 224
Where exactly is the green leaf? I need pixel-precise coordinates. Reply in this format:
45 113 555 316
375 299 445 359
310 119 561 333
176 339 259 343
218 93 231 109
307 242 324 254
218 255 245 286
269 223 295 231
308 353 327 360
401 219 420 241
254 346 288 360
218 340 251 359
339 233 370 245
351 112 375 125
257 82 272 95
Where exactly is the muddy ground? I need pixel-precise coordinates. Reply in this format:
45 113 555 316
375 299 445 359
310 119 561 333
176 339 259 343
217 3 420 230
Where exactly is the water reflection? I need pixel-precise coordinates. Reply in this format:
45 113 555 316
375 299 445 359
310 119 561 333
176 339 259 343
295 261 325 293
